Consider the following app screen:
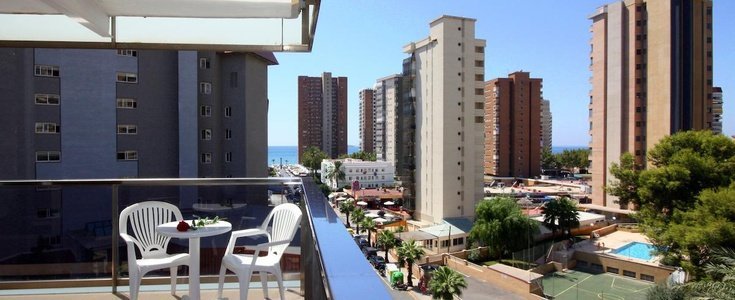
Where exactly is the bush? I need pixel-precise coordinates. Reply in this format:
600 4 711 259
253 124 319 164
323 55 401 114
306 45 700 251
468 249 485 263
318 183 330 196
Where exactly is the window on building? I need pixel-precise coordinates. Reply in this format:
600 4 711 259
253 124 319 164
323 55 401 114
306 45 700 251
474 102 484 109
34 65 59 77
199 57 210 69
200 105 212 117
36 151 60 162
225 106 232 117
225 152 232 162
116 98 137 109
452 237 464 246
199 82 212 94
201 153 212 164
475 88 483 95
475 46 484 53
475 116 483 123
200 129 212 140
117 49 138 57
225 129 232 140
607 267 619 274
117 125 138 135
116 72 138 83
117 150 138 160
475 74 484 81
475 60 484 67
623 270 636 278
640 274 654 282
35 122 60 134
35 94 60 105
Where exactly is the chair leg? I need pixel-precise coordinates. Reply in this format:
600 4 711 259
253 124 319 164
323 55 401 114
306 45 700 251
170 266 178 295
238 271 253 300
260 271 269 299
274 268 285 300
130 274 141 300
217 264 227 299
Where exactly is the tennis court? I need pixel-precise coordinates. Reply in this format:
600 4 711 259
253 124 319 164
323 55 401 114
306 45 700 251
541 269 654 300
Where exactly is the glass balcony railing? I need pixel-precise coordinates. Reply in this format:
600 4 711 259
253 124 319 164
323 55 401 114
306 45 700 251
0 177 391 299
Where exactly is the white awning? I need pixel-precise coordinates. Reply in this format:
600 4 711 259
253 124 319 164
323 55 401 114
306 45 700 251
0 0 320 51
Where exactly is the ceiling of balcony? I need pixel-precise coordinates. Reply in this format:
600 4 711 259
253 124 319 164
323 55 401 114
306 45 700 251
0 0 320 51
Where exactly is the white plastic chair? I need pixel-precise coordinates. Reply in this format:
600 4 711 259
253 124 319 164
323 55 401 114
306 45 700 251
119 201 191 300
217 203 302 300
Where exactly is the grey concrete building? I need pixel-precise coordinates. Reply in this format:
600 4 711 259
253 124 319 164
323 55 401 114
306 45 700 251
0 48 274 180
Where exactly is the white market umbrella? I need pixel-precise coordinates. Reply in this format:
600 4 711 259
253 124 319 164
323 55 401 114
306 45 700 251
373 217 388 223
383 201 395 206
365 213 380 218
336 196 347 201
356 201 368 206
384 213 394 218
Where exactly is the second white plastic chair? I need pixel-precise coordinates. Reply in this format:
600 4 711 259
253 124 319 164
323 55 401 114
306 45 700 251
217 203 302 300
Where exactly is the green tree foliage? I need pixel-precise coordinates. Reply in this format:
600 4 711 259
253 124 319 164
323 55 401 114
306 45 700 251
607 131 735 276
325 160 346 190
556 148 590 170
655 186 735 278
377 230 398 263
541 197 580 239
302 146 328 176
682 247 735 299
361 218 376 246
339 201 354 228
340 151 377 161
646 284 687 300
469 197 539 259
351 208 366 234
541 147 559 170
397 239 424 286
428 266 468 300
606 152 642 209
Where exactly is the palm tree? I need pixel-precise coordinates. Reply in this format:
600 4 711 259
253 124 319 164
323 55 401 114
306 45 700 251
377 230 398 263
542 197 580 239
351 208 365 234
397 239 424 287
332 161 345 188
339 201 354 228
428 266 467 300
682 247 735 299
361 218 376 246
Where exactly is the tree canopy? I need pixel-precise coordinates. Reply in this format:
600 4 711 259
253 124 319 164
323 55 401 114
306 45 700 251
339 150 377 161
541 147 559 170
541 197 580 239
556 148 590 170
607 131 735 277
302 146 328 176
428 266 467 300
397 239 424 286
469 197 539 259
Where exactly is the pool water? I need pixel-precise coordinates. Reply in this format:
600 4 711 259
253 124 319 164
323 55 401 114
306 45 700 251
612 242 656 261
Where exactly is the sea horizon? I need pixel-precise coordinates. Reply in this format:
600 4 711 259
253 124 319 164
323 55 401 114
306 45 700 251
267 145 586 165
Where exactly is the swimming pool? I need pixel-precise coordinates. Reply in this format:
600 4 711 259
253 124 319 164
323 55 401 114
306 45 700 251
612 242 656 261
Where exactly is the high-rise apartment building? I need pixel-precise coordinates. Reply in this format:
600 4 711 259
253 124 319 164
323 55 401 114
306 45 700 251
374 74 402 163
0 48 273 180
711 87 722 134
484 72 543 178
359 88 375 153
401 16 486 223
541 99 553 150
589 0 713 208
297 72 348 161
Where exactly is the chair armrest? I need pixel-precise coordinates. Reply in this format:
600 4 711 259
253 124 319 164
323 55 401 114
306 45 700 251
247 239 292 267
119 233 139 268
225 228 270 255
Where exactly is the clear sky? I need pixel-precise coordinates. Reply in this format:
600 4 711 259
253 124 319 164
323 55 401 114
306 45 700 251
267 0 734 147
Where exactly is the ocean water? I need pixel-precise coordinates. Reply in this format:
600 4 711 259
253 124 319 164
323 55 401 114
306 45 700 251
268 145 360 166
268 145 584 165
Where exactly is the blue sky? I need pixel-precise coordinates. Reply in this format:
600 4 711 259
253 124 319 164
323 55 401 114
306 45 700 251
268 0 734 147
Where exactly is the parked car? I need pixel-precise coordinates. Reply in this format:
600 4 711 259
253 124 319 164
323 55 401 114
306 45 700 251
361 247 378 258
369 255 385 268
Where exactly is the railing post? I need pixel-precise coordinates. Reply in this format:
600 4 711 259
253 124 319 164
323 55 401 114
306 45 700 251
111 184 119 293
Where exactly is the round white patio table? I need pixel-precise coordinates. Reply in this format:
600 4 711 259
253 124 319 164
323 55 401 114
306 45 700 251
157 220 232 300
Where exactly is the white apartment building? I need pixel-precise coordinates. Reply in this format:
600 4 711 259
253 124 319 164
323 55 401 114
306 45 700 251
541 99 552 150
375 74 401 164
320 158 395 190
403 15 486 223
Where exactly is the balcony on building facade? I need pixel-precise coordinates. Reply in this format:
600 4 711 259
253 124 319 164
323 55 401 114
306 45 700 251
0 177 390 299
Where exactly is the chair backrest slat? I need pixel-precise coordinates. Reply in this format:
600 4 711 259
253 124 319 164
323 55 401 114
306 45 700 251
267 203 302 258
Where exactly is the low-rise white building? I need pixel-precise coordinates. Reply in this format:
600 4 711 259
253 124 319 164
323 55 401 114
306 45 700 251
321 158 395 190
